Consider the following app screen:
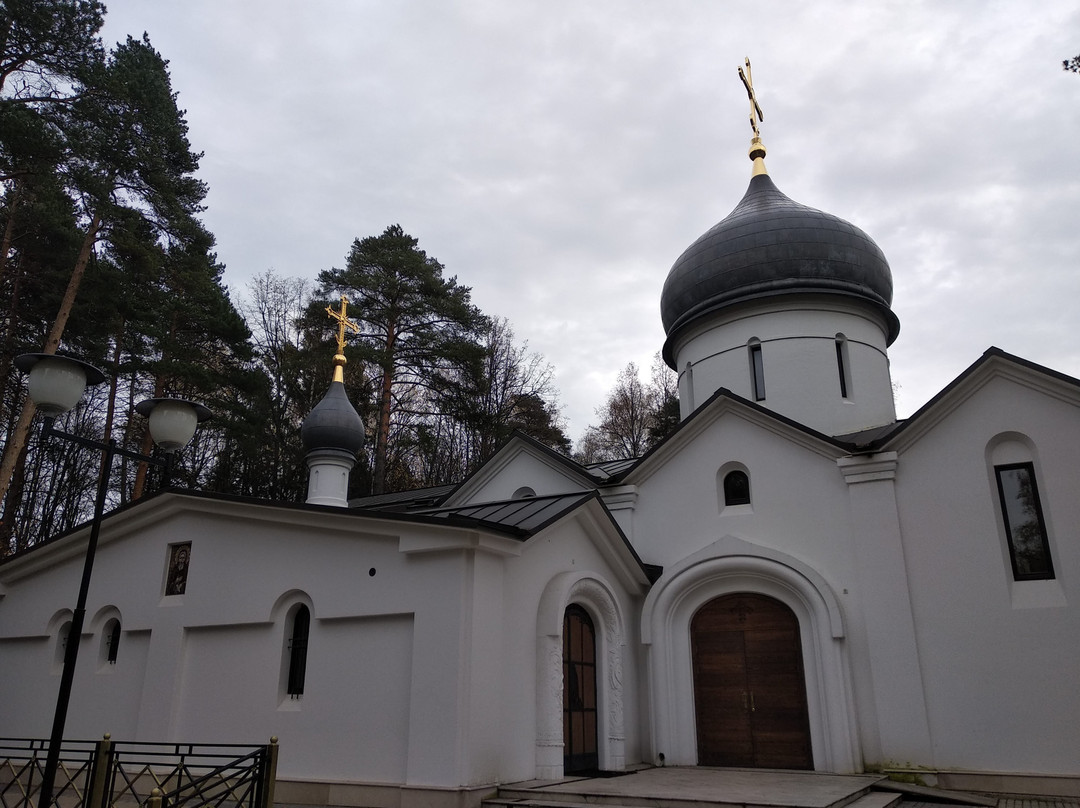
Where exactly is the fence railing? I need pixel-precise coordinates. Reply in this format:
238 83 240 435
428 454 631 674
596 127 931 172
0 736 278 808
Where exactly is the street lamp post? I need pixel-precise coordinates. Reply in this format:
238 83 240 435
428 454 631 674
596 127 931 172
13 354 211 808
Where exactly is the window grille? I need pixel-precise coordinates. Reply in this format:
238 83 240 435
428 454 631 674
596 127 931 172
287 605 311 697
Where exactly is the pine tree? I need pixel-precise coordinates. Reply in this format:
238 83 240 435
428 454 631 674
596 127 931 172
318 225 487 494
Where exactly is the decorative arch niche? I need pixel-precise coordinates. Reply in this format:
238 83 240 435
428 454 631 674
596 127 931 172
641 537 860 772
535 572 626 779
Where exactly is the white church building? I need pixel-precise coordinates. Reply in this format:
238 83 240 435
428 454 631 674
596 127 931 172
2 121 1079 807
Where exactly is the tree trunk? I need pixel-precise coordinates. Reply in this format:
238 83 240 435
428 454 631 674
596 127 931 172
0 184 20 281
42 212 101 353
132 310 176 500
0 435 29 555
102 325 123 502
372 322 396 495
0 213 102 523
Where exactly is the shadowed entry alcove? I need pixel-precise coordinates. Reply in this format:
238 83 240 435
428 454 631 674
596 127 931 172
563 604 598 773
691 592 812 769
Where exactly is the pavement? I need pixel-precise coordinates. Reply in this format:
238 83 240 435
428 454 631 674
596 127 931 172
494 768 1080 808
498 766 887 808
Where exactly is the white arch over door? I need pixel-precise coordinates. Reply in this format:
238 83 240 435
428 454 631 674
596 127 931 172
535 572 627 779
641 536 860 772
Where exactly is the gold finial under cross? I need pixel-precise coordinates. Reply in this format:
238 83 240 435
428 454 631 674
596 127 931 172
325 294 359 382
737 57 768 173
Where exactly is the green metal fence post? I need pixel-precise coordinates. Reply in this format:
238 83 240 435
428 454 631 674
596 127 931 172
260 737 278 808
87 734 112 808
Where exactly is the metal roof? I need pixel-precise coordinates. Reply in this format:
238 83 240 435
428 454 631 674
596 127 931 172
410 492 596 537
350 484 458 511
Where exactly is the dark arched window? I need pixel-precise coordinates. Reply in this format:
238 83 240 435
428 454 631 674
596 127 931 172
105 619 121 664
723 470 751 506
55 621 71 670
287 605 310 698
563 604 598 773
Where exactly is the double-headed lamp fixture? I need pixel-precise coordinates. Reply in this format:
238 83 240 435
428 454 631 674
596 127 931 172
15 353 211 450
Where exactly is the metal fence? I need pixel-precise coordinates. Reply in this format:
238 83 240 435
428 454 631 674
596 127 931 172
0 736 278 808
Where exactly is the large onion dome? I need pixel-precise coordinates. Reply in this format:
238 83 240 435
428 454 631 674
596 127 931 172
661 172 899 359
301 381 365 456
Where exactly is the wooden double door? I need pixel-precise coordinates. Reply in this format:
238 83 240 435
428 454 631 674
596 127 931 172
691 593 813 769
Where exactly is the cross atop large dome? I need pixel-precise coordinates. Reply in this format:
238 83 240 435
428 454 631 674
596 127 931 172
659 59 900 435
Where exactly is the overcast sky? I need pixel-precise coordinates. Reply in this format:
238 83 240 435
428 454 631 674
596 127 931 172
99 1 1080 442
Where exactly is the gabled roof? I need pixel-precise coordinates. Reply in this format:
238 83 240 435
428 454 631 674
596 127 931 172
340 349 1080 515
440 431 602 507
871 346 1080 452
0 486 575 571
598 385 861 486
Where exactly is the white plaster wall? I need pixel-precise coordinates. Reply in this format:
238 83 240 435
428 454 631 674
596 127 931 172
0 495 648 791
892 375 1080 775
0 501 508 789
0 635 59 735
629 410 858 587
622 405 926 775
671 300 896 435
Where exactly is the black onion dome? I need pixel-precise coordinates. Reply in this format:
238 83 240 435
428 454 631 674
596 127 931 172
661 173 899 356
301 381 365 455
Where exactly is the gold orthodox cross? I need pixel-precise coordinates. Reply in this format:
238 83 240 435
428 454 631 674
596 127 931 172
738 57 764 139
326 295 359 355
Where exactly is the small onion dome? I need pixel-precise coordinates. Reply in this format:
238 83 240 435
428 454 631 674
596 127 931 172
661 173 899 362
301 381 365 456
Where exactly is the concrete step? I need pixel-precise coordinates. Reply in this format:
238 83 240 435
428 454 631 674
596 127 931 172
843 793 904 808
874 782 997 807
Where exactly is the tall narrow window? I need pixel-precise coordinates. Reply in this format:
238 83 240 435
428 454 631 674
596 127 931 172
105 619 121 664
748 340 765 401
55 622 71 670
682 361 695 413
287 605 311 698
995 462 1054 580
563 605 598 774
835 334 850 399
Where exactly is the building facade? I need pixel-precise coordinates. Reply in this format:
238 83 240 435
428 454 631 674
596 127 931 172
2 140 1079 806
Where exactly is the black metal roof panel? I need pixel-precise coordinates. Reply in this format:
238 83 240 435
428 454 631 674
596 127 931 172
661 173 899 357
584 457 638 478
350 484 458 511
411 492 595 537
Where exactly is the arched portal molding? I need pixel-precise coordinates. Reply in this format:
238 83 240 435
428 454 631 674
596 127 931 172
641 535 860 773
46 609 74 636
268 588 314 623
535 571 626 779
642 535 845 642
89 605 122 633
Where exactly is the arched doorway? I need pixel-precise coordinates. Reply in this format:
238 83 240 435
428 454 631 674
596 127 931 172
691 592 813 769
563 604 598 773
